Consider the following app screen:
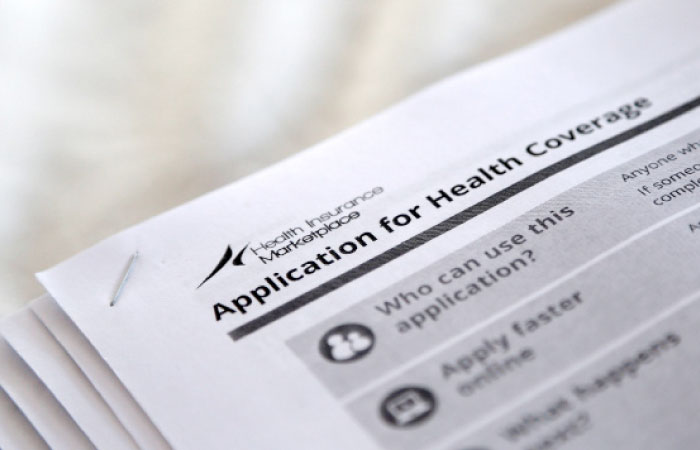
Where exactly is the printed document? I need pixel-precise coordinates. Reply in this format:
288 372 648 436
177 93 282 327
35 0 700 448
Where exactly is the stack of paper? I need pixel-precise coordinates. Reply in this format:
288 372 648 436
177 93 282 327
1 295 170 449
4 0 700 448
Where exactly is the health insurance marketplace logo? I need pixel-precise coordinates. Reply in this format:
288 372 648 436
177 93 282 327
197 243 250 288
196 187 384 289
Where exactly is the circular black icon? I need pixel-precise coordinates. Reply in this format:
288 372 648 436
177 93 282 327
319 323 375 363
380 386 437 427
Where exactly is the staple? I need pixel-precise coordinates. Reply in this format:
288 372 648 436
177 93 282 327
110 251 139 307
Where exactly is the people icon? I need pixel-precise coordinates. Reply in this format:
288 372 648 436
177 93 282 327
380 386 436 427
319 323 375 363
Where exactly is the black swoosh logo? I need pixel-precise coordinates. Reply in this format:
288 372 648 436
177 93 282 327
197 246 233 288
232 243 249 266
197 243 249 288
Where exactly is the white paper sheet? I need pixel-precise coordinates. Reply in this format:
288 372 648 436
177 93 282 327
36 0 700 448
0 338 94 450
1 307 138 449
31 294 171 450
0 387 49 450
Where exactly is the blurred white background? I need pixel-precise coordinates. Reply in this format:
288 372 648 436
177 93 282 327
0 0 617 316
